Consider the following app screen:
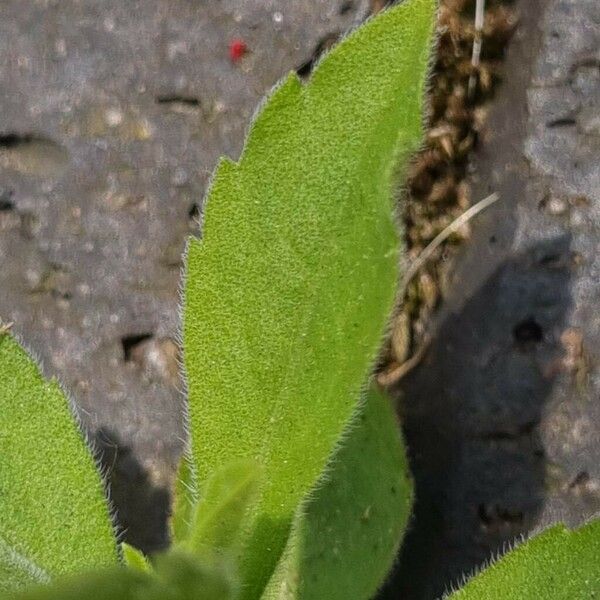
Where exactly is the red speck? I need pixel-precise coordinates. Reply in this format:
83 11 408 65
229 39 247 62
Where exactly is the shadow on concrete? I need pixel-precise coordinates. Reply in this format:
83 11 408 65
380 235 574 600
93 426 171 554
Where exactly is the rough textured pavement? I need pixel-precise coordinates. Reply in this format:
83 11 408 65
380 1 600 598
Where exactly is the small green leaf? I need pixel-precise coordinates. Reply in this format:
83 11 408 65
121 543 151 573
182 1 436 596
185 460 261 558
0 568 152 600
0 553 237 600
151 550 237 600
448 519 600 599
262 386 413 600
171 452 198 544
0 332 117 591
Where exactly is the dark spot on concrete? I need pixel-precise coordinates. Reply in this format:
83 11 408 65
570 56 600 73
513 317 543 347
188 202 200 222
296 34 339 78
478 503 524 530
0 133 68 177
156 95 201 107
0 133 31 148
29 263 72 300
568 471 590 491
93 427 170 553
156 95 202 114
478 420 539 441
52 289 72 301
546 116 577 128
122 333 154 362
0 188 14 211
339 1 354 15
539 253 561 267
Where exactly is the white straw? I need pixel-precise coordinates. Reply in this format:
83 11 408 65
401 191 500 289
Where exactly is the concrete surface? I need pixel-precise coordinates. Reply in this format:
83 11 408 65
381 1 600 598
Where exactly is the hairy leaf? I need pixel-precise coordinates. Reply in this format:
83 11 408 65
150 550 237 600
171 452 197 544
0 540 49 592
0 332 117 591
0 568 151 600
183 0 435 596
121 544 151 573
448 519 600 599
185 460 261 558
262 386 413 600
0 552 236 600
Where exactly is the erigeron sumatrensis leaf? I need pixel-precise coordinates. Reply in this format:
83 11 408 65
0 568 152 600
170 452 197 544
448 518 600 600
181 0 436 596
0 551 237 600
0 332 117 591
262 387 413 600
121 543 151 574
184 459 262 559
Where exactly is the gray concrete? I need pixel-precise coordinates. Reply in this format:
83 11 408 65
381 1 600 598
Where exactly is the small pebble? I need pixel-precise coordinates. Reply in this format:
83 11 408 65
546 196 568 215
129 337 180 385
104 107 124 127
171 167 189 187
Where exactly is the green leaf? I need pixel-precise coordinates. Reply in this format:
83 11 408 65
0 552 237 600
0 540 49 592
150 550 237 600
170 452 198 544
0 568 152 600
182 0 435 596
0 332 117 591
262 386 413 600
448 519 600 599
121 543 151 573
184 460 261 558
